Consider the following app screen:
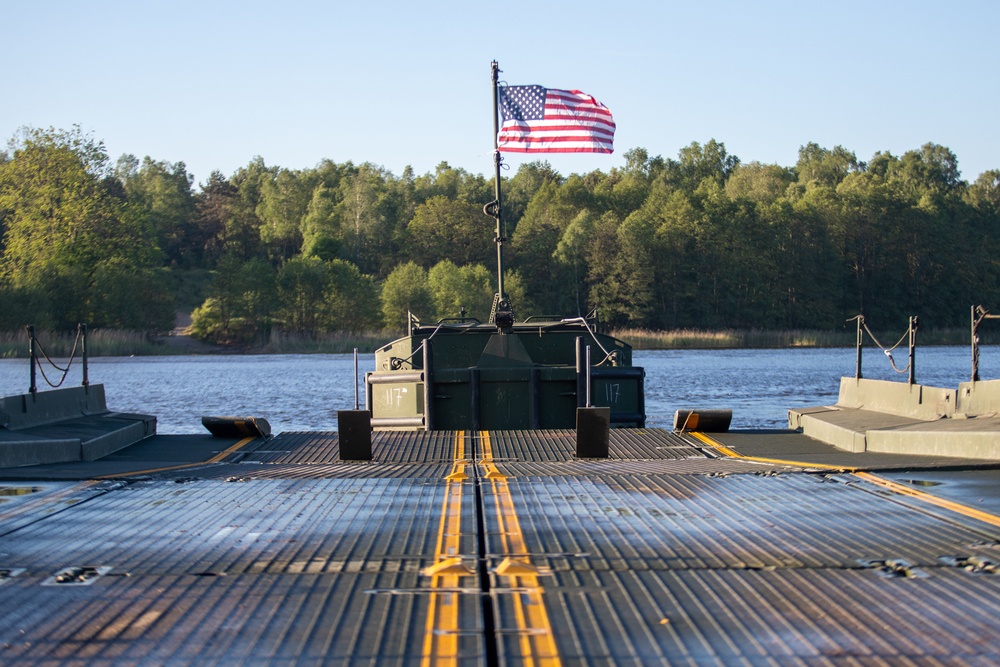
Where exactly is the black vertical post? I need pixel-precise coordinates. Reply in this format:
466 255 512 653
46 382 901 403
491 60 505 303
81 323 89 388
637 369 646 428
855 315 863 380
338 410 372 461
27 325 37 395
423 339 434 431
575 336 587 408
530 367 541 429
364 372 373 412
353 347 359 410
972 305 980 383
908 316 918 386
576 407 610 458
470 368 481 431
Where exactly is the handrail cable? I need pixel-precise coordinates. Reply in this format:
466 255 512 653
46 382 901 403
560 317 617 366
386 320 479 370
31 325 83 389
847 314 915 377
861 320 911 374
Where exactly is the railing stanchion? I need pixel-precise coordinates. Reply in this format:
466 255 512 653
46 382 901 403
27 325 37 395
972 305 980 383
353 347 359 410
81 323 89 388
854 315 863 379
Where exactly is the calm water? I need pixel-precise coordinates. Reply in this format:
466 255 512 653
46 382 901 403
1 347 996 434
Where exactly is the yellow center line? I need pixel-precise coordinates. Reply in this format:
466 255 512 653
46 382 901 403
95 437 256 479
481 431 562 667
422 431 471 667
691 431 1000 528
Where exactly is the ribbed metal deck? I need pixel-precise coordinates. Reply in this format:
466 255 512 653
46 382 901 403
0 428 999 665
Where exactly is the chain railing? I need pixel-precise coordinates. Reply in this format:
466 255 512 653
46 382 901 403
26 324 89 394
847 315 919 385
971 305 999 383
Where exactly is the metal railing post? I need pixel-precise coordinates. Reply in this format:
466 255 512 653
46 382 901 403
854 315 864 379
27 325 37 394
972 305 980 383
422 339 434 431
353 347 359 410
81 323 89 388
908 316 918 386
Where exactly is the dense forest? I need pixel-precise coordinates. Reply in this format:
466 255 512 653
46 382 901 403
1 126 998 346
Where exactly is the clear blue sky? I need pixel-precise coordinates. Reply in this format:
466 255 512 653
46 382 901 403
5 1 998 187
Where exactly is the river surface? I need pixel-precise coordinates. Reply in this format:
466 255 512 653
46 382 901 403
1 346 996 434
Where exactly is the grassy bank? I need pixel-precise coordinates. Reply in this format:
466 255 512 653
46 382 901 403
1 326 982 358
611 327 977 350
0 329 186 358
260 330 394 354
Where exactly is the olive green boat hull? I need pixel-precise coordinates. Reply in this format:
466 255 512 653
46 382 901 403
366 323 645 430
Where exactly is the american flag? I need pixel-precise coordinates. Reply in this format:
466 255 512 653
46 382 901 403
497 85 615 154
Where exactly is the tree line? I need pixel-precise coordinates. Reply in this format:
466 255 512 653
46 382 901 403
2 126 999 345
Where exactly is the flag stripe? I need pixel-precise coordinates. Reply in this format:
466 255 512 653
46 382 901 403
497 85 615 155
500 123 616 138
498 133 614 144
499 146 614 154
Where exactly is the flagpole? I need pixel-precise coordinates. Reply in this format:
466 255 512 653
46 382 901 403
487 60 514 328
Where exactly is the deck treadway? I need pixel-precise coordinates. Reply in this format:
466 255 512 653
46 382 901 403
0 428 999 665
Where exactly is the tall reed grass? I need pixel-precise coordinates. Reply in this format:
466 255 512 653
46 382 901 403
611 327 973 350
261 329 395 354
0 326 980 358
0 329 178 359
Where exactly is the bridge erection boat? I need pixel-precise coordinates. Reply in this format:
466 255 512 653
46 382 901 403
366 313 644 430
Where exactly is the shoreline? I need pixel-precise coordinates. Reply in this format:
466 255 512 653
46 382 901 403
0 326 987 358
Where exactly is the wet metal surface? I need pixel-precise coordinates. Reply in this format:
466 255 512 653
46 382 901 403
0 428 999 665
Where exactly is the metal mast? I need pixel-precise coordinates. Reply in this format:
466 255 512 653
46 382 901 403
486 60 514 329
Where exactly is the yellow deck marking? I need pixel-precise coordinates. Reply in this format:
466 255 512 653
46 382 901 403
852 471 1000 528
95 437 256 479
691 431 1000 528
687 432 851 470
422 431 470 667
481 432 562 667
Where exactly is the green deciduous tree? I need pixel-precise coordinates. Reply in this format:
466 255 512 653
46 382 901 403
272 256 381 334
258 167 316 261
677 139 739 190
325 259 381 331
190 256 276 345
381 261 433 329
337 163 399 275
301 184 342 261
118 156 196 267
275 255 330 333
0 126 172 330
553 210 598 316
725 161 795 204
796 143 862 188
428 260 494 321
509 180 581 315
405 196 492 268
